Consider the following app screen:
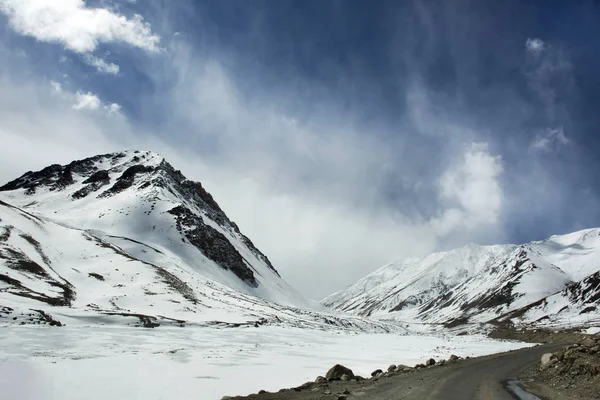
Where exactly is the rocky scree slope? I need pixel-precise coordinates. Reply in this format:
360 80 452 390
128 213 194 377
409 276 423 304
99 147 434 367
323 230 600 328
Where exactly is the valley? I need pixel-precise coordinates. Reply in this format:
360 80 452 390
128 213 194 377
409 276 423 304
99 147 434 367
0 151 598 400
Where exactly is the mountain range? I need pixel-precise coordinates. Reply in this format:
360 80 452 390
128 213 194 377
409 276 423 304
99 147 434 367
0 150 395 332
323 229 600 329
1 150 599 331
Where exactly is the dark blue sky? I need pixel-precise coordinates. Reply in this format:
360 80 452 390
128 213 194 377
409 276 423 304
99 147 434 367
157 0 600 243
1 0 600 297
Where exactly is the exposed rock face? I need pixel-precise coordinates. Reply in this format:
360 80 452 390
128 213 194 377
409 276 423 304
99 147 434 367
168 205 257 285
99 165 155 198
326 364 354 381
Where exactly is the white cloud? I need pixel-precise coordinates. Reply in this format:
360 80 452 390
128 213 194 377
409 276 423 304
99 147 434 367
72 91 101 110
0 0 160 74
50 80 62 92
106 103 121 114
71 90 121 115
531 127 570 152
432 143 504 235
83 54 119 75
526 38 545 55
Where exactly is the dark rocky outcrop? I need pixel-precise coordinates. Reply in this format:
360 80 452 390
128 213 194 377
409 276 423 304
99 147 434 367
98 165 154 198
83 170 110 184
168 205 257 286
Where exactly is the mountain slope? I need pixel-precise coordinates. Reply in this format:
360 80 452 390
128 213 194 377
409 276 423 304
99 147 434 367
0 150 405 330
322 229 600 325
495 269 600 329
0 197 402 332
0 150 304 305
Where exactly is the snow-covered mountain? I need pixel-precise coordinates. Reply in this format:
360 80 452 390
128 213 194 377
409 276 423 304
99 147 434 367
0 151 397 332
495 269 600 329
322 229 600 326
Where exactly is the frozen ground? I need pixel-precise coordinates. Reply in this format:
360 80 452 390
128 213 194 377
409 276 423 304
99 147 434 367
0 325 533 400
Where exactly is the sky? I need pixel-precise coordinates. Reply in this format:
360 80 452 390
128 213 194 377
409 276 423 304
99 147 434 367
0 0 599 300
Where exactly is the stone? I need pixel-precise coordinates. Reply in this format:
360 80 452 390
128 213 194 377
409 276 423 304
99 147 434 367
258 390 267 394
324 389 331 395
371 369 383 377
342 388 351 394
326 364 354 381
315 376 327 384
340 374 351 381
582 337 596 348
388 364 397 372
449 354 459 361
337 396 347 400
426 358 436 366
414 363 426 369
295 382 313 391
541 353 558 370
438 359 446 366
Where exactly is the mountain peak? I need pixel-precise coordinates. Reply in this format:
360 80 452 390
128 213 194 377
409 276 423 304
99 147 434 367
0 150 284 297
0 150 164 195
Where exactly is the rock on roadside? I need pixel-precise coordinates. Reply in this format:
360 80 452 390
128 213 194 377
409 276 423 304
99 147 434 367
326 364 354 381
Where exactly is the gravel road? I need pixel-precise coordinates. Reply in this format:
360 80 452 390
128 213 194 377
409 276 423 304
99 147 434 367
224 343 568 400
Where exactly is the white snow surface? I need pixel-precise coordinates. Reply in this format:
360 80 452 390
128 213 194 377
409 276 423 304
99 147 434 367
0 324 533 400
323 229 600 325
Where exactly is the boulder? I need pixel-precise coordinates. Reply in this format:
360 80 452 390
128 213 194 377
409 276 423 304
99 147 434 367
540 353 558 370
449 354 459 361
582 337 596 348
414 363 426 369
387 364 397 373
340 374 351 381
371 369 383 377
426 358 436 366
315 376 327 384
326 364 354 381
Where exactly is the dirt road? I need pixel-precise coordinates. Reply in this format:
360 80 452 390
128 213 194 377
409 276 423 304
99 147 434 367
224 343 568 400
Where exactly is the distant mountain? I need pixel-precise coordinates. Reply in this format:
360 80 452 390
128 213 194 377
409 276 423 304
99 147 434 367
0 150 399 331
322 229 600 327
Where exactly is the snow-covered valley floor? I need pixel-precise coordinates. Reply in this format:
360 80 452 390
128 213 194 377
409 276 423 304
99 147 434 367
0 325 533 400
